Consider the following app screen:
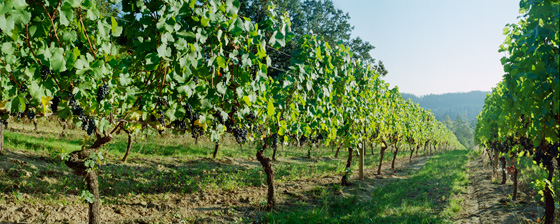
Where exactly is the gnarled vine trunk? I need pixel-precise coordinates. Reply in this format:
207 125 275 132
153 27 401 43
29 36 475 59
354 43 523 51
512 163 518 200
121 131 133 163
391 144 399 170
543 164 555 224
65 134 112 224
377 140 388 175
272 144 278 161
85 170 100 224
493 150 499 178
256 142 274 211
341 148 353 186
486 149 493 168
334 144 341 158
410 145 419 162
499 156 506 184
213 141 220 158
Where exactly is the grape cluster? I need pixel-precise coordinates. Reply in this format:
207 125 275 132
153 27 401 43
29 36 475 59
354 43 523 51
189 113 203 138
172 119 187 130
19 85 27 93
96 85 109 102
156 110 165 126
40 66 53 80
51 96 60 113
268 133 279 146
233 128 248 144
214 111 225 125
225 119 234 130
69 97 77 107
72 105 84 117
26 110 35 120
184 103 194 121
191 125 203 139
0 119 7 126
12 112 23 119
81 116 96 135
246 112 256 122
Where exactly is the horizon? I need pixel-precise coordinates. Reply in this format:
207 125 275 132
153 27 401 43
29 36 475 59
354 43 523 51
401 89 491 98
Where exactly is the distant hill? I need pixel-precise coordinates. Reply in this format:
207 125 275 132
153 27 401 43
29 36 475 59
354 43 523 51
401 91 489 122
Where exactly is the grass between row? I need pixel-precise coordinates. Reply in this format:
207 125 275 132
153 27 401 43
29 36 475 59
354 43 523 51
1 122 431 208
260 150 470 223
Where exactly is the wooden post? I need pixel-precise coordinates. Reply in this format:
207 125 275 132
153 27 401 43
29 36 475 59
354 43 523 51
359 143 364 180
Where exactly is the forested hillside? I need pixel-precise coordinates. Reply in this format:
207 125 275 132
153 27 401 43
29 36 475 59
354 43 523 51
401 91 488 122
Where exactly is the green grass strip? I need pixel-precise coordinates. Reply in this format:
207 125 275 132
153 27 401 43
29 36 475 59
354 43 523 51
262 150 469 224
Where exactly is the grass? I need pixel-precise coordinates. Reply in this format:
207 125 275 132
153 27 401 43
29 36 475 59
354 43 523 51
0 119 452 222
261 150 470 223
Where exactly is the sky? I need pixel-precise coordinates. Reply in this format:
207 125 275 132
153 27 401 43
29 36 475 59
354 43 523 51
331 0 521 96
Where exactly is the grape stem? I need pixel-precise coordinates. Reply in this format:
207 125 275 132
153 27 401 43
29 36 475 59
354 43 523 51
25 25 42 66
158 63 168 97
40 1 63 48
0 58 20 89
78 8 98 60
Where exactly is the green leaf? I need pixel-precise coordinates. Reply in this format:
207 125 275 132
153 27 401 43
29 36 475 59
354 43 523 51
98 118 110 133
111 16 117 34
80 190 95 204
217 82 227 95
178 85 193 97
12 0 27 10
225 0 240 15
267 98 275 117
243 95 251 106
9 96 26 113
216 56 226 69
278 120 287 136
60 4 72 26
165 103 178 122
157 44 171 58
28 80 45 100
1 41 14 55
0 1 14 15
0 14 15 34
145 53 160 71
229 18 244 36
50 48 67 73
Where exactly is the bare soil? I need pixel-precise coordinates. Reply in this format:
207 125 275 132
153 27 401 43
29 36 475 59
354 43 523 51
453 153 548 224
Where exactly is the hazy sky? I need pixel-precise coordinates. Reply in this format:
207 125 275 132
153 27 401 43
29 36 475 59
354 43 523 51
331 0 521 96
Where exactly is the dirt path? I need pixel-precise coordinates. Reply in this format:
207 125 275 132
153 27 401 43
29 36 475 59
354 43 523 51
453 154 544 224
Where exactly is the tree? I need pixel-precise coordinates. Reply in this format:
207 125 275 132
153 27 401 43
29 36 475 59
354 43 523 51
442 114 453 130
97 0 121 17
238 0 388 75
452 115 473 149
